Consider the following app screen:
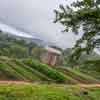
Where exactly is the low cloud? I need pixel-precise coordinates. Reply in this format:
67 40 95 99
0 0 78 48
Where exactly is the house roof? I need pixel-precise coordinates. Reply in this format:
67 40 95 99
45 46 61 55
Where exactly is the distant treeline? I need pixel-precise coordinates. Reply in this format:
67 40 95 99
0 30 100 67
0 31 44 60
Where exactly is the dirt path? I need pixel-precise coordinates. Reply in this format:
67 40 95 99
0 81 31 85
76 84 100 87
0 81 100 88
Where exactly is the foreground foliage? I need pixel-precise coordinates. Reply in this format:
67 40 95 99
0 83 99 100
54 0 100 60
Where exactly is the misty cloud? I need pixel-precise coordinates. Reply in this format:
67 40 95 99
0 0 78 48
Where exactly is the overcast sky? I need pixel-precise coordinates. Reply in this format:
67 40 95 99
0 0 80 49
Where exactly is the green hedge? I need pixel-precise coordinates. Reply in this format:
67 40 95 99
15 60 51 81
7 61 40 81
67 68 97 81
23 59 69 83
0 63 24 80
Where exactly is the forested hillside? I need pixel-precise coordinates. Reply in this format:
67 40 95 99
0 30 100 83
62 48 100 66
0 31 44 60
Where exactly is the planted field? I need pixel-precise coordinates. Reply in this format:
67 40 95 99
0 83 99 100
0 57 77 83
79 64 100 80
22 59 78 83
0 57 99 84
15 60 51 81
56 67 99 84
0 63 25 80
0 57 49 82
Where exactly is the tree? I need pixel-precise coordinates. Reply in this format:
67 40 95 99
9 44 28 58
54 0 100 60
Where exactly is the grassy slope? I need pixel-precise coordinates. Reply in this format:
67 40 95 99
80 69 100 80
55 67 99 84
67 68 97 81
0 56 99 84
0 57 53 82
79 62 100 79
0 83 99 100
22 59 78 83
0 57 78 83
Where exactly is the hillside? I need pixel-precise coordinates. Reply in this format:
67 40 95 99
0 57 76 84
0 31 100 100
79 59 100 79
0 31 45 60
62 48 100 65
0 56 99 84
62 48 100 78
0 30 99 84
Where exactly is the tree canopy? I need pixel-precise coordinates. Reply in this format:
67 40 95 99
54 0 100 60
0 31 44 60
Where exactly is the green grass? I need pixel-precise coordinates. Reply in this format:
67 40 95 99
0 56 99 84
0 63 25 80
15 60 51 81
0 59 49 82
55 66 99 84
57 66 97 80
67 68 97 81
81 69 100 79
0 83 99 100
23 59 78 83
79 64 100 79
0 57 77 83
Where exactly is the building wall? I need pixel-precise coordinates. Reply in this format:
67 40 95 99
41 51 57 66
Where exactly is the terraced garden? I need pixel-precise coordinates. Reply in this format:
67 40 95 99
0 57 99 84
0 57 76 84
55 67 100 84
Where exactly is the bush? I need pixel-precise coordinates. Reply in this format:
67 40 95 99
23 59 68 83
0 63 23 80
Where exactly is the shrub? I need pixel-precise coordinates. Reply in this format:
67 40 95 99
23 59 68 82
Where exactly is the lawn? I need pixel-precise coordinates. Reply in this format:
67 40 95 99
0 82 99 100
